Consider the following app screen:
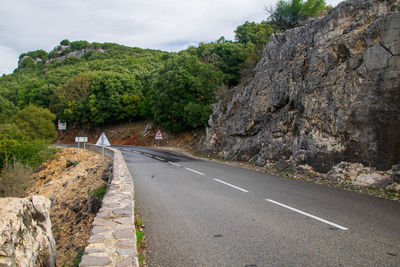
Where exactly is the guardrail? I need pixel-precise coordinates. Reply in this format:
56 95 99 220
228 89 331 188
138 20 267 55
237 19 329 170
79 144 138 267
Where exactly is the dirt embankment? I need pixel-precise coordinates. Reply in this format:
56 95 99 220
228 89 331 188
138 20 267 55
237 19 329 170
28 148 111 266
55 120 203 152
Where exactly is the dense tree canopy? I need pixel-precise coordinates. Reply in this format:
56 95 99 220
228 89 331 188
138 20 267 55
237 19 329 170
149 52 223 131
0 105 57 170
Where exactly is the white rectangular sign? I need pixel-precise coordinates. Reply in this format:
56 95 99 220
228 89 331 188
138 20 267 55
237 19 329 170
75 137 88 142
58 120 66 130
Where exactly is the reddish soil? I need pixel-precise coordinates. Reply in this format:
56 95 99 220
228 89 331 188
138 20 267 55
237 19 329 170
55 121 203 152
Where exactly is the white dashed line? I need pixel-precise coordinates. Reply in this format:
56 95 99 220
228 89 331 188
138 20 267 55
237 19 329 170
184 167 205 175
168 162 181 167
266 199 349 231
143 154 152 157
214 178 249 193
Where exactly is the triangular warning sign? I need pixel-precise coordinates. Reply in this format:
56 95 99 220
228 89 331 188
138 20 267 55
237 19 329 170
96 133 111 147
155 130 163 140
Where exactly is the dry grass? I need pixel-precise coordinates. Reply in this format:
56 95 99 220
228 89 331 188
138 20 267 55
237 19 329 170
0 162 33 197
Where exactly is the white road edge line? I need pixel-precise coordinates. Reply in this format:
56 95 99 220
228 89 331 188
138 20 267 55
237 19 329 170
266 199 349 231
143 153 152 157
168 162 181 167
214 178 249 193
184 167 205 175
155 157 166 161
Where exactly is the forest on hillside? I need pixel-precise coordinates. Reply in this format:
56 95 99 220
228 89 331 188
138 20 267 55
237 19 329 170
0 0 330 186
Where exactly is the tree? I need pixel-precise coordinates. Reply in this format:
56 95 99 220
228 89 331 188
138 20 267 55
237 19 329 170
87 71 143 125
196 41 251 86
184 102 211 128
52 73 91 124
0 96 19 123
11 105 57 141
149 52 222 131
234 21 274 47
233 21 275 83
60 39 71 46
267 0 329 31
121 93 142 121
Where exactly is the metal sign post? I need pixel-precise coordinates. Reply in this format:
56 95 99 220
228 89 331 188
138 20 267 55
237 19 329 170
95 133 111 165
101 134 104 165
58 120 66 142
75 137 88 149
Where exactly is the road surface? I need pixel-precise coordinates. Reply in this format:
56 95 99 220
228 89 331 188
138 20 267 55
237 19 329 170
115 145 400 266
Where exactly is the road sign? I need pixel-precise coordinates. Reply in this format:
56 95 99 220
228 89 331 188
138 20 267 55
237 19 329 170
75 137 88 149
96 133 111 147
58 120 66 130
155 130 163 140
75 137 88 143
96 133 110 165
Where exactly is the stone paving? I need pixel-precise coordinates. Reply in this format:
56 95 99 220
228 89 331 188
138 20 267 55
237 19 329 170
80 147 138 267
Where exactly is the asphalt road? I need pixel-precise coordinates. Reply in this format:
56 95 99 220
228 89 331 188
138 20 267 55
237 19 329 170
115 145 400 267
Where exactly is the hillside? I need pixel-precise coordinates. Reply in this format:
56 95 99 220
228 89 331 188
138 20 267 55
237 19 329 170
0 36 257 131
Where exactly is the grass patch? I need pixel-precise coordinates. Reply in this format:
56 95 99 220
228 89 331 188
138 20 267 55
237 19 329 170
136 229 144 243
90 184 107 199
73 250 84 267
135 216 143 227
135 213 146 266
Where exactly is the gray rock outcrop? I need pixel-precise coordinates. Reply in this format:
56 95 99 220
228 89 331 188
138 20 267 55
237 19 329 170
203 0 400 173
0 196 56 267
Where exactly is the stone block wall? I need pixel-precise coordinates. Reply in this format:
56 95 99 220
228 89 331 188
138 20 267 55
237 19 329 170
80 146 138 267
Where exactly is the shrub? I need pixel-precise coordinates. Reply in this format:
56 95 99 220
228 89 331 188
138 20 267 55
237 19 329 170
90 184 107 199
0 162 32 197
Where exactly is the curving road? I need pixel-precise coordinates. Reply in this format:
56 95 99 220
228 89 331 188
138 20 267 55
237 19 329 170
115 145 400 266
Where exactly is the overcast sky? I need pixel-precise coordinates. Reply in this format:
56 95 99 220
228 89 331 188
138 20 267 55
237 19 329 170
0 0 343 75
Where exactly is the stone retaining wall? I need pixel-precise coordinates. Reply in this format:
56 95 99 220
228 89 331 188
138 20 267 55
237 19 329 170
80 145 139 267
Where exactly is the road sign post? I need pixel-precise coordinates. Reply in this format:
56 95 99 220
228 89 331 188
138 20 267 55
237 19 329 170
75 137 88 149
155 129 163 146
58 120 66 142
96 133 111 165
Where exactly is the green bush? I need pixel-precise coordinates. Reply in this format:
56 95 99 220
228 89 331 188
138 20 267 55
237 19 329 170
90 184 107 199
268 0 330 30
12 105 57 141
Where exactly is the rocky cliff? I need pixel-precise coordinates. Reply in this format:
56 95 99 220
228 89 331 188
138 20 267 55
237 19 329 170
0 196 56 267
203 0 400 173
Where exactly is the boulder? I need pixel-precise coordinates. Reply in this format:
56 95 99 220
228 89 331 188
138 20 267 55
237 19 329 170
391 164 400 183
0 196 56 267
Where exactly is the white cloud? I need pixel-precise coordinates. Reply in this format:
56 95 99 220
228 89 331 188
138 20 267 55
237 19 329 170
0 0 344 75
0 45 19 75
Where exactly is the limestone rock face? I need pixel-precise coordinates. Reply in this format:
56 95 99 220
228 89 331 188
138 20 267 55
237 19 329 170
0 196 56 267
203 0 400 173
